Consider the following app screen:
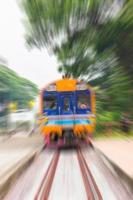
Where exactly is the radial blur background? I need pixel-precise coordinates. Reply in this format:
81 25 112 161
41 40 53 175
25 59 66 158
0 0 133 136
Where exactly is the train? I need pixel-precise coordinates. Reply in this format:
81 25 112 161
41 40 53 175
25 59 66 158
39 78 96 146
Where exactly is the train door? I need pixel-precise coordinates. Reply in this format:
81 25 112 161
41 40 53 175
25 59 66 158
60 94 75 142
60 94 75 115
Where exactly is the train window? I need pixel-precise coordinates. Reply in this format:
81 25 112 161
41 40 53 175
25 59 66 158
77 93 90 109
43 96 57 110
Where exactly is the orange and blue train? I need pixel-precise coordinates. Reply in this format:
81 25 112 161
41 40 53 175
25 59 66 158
39 78 95 146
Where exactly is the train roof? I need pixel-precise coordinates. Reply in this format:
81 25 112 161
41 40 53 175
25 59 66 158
41 78 92 92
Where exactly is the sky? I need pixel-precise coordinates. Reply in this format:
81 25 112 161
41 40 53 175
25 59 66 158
0 0 61 88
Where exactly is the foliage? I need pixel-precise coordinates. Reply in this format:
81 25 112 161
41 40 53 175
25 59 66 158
21 0 133 121
95 0 133 75
95 66 133 115
21 0 116 77
0 65 38 108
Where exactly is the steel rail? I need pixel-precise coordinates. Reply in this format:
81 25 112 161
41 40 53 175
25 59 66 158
34 150 60 200
77 148 103 200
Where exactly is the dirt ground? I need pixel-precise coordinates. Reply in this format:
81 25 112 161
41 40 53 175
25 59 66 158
0 133 44 177
93 139 133 178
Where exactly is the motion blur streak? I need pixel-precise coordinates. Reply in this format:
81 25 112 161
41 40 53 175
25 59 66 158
21 0 133 134
4 148 132 200
0 64 38 135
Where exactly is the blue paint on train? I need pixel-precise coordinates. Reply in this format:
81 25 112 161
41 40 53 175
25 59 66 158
43 90 91 116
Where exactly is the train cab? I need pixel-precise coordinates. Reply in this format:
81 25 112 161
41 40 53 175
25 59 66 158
39 79 95 146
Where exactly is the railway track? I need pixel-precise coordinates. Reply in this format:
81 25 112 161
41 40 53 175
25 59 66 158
34 151 60 200
4 146 132 200
77 148 103 200
34 147 102 200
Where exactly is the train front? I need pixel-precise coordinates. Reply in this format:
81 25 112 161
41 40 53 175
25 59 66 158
39 79 95 146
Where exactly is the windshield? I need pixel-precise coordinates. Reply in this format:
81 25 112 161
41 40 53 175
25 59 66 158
43 95 57 110
77 93 90 109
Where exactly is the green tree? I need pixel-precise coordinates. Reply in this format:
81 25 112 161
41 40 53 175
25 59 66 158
95 0 133 75
21 0 133 118
21 0 115 77
0 65 38 108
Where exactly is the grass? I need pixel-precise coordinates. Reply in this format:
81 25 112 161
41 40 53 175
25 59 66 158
94 129 133 140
